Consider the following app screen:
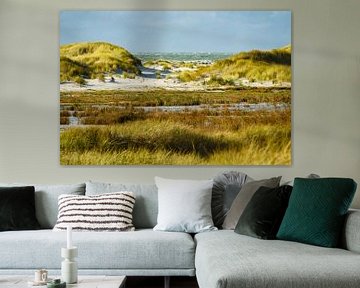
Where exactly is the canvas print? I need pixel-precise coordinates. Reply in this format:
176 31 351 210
60 11 291 165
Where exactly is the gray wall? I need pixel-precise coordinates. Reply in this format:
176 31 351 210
0 0 359 208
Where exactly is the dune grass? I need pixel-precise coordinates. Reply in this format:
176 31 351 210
60 105 291 167
144 59 174 70
60 120 291 165
60 42 141 83
177 45 291 84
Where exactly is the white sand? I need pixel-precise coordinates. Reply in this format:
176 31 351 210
60 76 205 92
60 74 291 92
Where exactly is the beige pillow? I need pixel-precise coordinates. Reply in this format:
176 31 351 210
222 177 281 230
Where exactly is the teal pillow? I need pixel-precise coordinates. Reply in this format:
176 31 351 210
277 178 357 247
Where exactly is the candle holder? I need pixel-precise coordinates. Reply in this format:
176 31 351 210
61 247 78 284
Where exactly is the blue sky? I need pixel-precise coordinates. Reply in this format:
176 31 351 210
60 11 291 53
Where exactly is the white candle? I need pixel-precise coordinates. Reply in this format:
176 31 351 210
67 225 72 249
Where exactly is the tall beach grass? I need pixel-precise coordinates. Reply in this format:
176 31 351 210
60 120 291 165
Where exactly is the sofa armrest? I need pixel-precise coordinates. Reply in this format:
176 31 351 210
342 209 360 253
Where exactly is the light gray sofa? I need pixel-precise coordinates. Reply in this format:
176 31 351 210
0 181 360 288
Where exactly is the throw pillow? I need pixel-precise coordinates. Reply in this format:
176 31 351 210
53 192 136 231
234 185 293 239
153 177 217 233
212 171 252 228
0 186 41 231
0 182 86 228
86 181 158 229
277 178 357 248
222 176 281 230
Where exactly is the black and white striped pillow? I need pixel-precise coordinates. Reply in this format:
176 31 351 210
53 192 136 231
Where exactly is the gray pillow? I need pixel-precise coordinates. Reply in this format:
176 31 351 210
86 181 158 229
153 177 217 233
212 171 252 228
0 183 85 228
222 177 281 230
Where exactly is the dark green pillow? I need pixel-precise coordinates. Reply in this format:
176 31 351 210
235 185 292 239
0 186 41 231
277 178 357 247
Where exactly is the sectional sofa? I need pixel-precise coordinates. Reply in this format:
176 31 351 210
0 179 360 288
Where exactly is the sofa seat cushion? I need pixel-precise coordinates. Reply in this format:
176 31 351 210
195 230 360 288
0 229 195 270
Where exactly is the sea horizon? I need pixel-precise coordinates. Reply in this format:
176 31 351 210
135 52 233 62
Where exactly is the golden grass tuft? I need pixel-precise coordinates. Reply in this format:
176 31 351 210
60 42 142 83
177 45 291 83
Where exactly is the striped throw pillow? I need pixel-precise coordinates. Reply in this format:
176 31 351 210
53 192 136 231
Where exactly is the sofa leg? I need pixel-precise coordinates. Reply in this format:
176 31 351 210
164 276 170 288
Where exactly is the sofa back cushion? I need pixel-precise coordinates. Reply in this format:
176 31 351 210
86 181 158 229
0 183 86 229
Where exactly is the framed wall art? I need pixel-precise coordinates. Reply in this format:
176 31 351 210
60 11 291 165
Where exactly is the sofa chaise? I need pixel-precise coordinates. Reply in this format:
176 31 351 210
195 211 360 288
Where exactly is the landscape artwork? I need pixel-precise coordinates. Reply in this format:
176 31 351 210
60 11 292 165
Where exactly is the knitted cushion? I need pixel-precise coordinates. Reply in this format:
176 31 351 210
53 192 136 231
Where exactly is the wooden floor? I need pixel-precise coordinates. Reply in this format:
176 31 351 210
126 276 199 288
